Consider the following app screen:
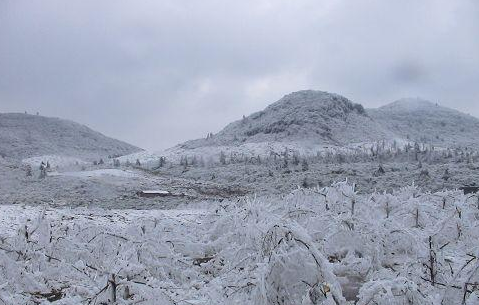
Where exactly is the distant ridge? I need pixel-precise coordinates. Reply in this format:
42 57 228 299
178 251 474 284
0 113 142 160
369 98 479 148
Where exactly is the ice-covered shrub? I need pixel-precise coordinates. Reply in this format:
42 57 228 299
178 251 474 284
357 277 434 305
256 223 344 305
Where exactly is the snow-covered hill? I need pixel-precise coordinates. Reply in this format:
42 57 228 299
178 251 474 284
369 98 479 149
182 90 395 149
0 113 142 160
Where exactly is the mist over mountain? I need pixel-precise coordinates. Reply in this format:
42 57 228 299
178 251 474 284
0 113 141 160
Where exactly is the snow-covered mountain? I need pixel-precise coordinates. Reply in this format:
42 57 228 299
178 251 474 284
179 91 479 152
182 90 395 149
369 97 479 149
0 113 141 160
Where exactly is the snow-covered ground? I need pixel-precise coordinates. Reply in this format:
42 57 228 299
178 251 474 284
0 204 205 235
119 138 410 170
22 155 88 168
1 182 479 304
49 168 139 179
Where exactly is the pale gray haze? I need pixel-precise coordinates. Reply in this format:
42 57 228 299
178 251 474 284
1 0 478 150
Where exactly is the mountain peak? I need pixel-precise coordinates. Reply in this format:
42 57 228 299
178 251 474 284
280 90 338 101
269 90 366 115
370 97 479 149
381 97 438 111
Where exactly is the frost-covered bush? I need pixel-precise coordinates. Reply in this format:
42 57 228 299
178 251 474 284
1 181 479 304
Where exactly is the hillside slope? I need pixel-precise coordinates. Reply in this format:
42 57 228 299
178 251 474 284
369 98 479 149
0 113 142 160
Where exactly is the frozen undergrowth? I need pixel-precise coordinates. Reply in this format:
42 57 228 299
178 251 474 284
1 181 479 304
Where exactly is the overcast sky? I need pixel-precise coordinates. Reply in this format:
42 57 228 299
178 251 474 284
1 0 478 150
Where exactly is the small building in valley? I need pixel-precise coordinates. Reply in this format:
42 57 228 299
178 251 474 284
136 190 171 198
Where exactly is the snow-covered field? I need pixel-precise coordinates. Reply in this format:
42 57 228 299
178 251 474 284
22 155 88 168
1 181 479 304
49 169 139 179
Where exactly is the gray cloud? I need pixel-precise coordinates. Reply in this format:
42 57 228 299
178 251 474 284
1 0 478 150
